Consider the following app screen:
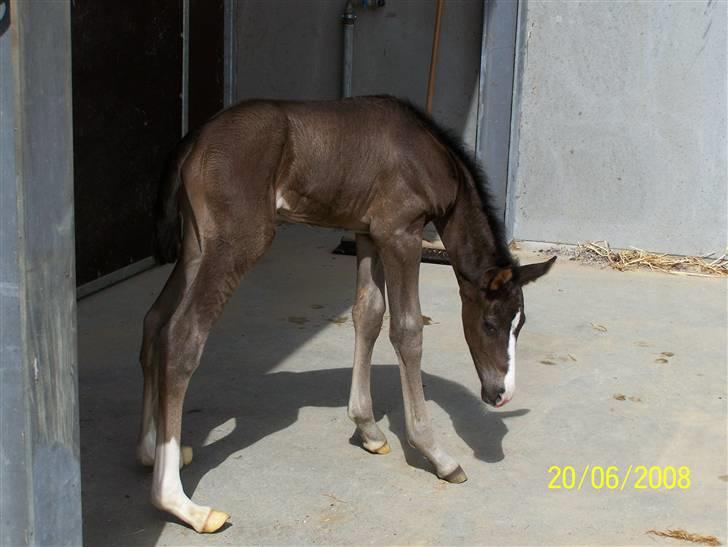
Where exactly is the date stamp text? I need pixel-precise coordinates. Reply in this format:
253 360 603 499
547 465 691 491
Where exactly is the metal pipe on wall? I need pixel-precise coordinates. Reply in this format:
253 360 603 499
223 0 236 106
342 0 356 98
425 0 444 113
423 0 446 245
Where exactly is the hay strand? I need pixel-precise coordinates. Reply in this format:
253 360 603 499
647 528 721 546
569 241 728 277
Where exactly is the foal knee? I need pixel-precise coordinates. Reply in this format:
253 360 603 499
388 313 423 348
352 286 385 333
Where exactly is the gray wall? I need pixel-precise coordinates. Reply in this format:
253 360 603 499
508 0 727 256
233 0 483 148
0 1 81 545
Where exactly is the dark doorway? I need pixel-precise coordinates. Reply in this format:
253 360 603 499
189 0 225 131
71 0 183 286
71 0 226 288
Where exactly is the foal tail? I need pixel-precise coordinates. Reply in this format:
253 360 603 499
153 131 199 264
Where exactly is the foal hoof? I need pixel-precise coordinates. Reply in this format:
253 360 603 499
181 445 194 467
439 465 468 484
202 509 230 533
364 440 390 455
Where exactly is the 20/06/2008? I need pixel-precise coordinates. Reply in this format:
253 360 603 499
547 465 691 490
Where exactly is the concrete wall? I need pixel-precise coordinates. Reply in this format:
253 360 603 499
509 0 727 256
233 0 483 148
1 1 81 544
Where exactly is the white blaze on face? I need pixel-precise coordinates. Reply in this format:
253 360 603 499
502 310 521 403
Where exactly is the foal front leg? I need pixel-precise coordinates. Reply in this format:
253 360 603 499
378 230 467 483
348 234 389 454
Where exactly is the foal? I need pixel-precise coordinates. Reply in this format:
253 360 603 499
137 96 554 532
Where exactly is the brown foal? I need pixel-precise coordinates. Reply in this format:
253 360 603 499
137 96 555 532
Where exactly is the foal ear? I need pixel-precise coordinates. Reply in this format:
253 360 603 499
517 256 556 285
485 267 513 292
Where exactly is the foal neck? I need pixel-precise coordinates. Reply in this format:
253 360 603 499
435 182 513 285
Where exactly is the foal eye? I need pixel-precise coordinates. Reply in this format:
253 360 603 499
483 321 497 336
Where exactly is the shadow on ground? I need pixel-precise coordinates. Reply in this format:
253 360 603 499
82 361 523 545
176 365 524 493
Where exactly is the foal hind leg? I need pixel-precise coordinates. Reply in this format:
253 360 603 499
152 230 273 533
348 234 389 454
137 260 193 468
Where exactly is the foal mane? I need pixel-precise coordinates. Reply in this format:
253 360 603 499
384 96 515 269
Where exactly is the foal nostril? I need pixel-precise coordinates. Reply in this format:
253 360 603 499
481 386 506 406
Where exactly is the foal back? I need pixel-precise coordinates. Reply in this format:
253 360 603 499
157 96 458 264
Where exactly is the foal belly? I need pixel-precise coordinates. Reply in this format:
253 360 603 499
275 190 370 232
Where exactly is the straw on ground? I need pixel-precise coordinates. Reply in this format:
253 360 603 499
647 528 721 546
563 241 727 277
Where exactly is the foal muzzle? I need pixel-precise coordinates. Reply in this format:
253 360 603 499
481 385 508 407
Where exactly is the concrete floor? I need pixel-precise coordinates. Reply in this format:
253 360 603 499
78 224 727 546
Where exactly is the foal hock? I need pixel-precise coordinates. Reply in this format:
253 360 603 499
138 96 555 532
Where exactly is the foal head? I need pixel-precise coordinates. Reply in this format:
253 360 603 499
460 257 556 407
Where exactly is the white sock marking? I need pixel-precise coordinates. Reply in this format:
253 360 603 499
153 438 211 532
155 439 182 507
503 310 521 402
